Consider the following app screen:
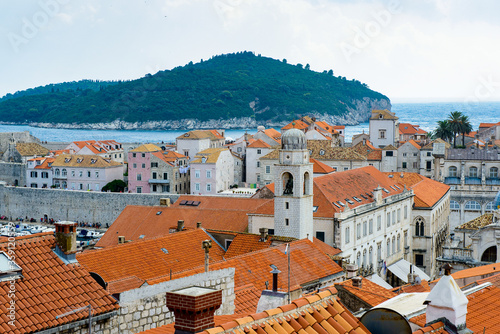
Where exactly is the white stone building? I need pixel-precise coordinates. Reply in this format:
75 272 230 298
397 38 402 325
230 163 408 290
246 139 275 185
26 156 54 188
190 148 234 195
176 130 225 161
369 109 399 148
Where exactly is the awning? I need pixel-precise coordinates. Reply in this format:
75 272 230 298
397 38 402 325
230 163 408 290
368 273 393 289
387 259 430 283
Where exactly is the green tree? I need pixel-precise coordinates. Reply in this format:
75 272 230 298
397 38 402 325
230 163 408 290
460 114 473 147
102 179 127 192
435 120 453 142
448 111 463 148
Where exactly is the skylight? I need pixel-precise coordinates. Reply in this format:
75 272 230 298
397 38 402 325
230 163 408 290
360 194 368 200
345 198 355 205
353 196 362 202
382 188 390 193
313 206 318 212
333 202 341 209
0 252 22 282
337 201 345 207
394 185 401 190
161 248 168 254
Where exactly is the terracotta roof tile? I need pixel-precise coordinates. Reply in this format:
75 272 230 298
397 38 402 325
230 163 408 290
450 262 500 280
456 213 493 230
336 278 396 307
311 159 335 174
78 229 226 286
370 109 398 120
16 142 50 156
391 280 431 294
191 148 227 163
177 130 224 140
225 234 272 258
248 139 272 149
282 120 309 130
475 272 500 288
51 153 122 168
0 233 118 333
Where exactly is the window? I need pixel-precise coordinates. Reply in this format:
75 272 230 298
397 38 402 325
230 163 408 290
79 183 83 190
392 211 396 225
95 184 99 191
194 170 200 178
450 200 460 210
184 150 189 157
257 161 260 168
257 149 262 154
285 202 289 209
95 171 99 178
427 152 432 157
162 185 170 192
404 205 408 219
62 169 67 177
265 165 271 174
142 163 146 168
397 234 401 251
357 223 361 240
206 183 211 192
133 163 137 168
469 166 478 177
41 172 48 179
413 153 418 157
413 162 418 169
449 166 458 177
387 239 390 256
152 185 157 192
151 162 158 168
426 161 432 170
465 200 481 211
415 217 425 236
316 231 325 242
403 153 407 157
369 219 373 234
195 183 200 191
152 172 157 179
379 129 386 139
137 173 142 181
87 184 91 190
377 215 381 231
402 162 407 169
377 242 382 261
141 153 145 158
285 218 289 226
163 172 168 179
30 171 38 178
363 221 367 236
257 174 261 182
345 227 350 244
490 167 499 178
54 169 60 177
415 254 424 267
137 187 142 193
30 183 37 188
206 170 211 178
176 172 179 180
397 209 401 222
87 171 91 177
344 167 349 171
392 236 396 254
486 202 495 211
387 212 391 227
132 153 136 158
404 231 408 248
386 151 393 157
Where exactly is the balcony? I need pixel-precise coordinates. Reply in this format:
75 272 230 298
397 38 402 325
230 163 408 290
444 177 460 185
486 178 500 185
148 179 170 184
441 247 474 262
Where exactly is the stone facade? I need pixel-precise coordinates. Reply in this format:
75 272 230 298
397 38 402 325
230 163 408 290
0 161 26 186
0 184 178 225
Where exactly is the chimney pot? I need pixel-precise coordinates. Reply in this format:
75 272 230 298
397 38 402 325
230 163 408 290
352 276 362 288
259 227 268 241
160 198 171 207
118 236 125 244
177 220 185 232
54 221 77 255
197 222 202 229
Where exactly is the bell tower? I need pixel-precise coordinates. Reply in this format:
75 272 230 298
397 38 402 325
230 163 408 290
274 128 314 241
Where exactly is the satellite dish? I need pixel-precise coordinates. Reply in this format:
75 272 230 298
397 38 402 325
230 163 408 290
415 276 422 284
360 308 412 334
90 272 107 290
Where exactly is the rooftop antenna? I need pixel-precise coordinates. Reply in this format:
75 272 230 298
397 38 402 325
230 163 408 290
56 304 92 334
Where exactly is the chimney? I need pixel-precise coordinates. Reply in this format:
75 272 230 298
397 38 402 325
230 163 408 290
424 264 469 331
259 227 268 242
54 221 78 264
166 287 222 334
346 264 358 279
202 240 212 272
196 222 202 229
352 276 362 288
373 186 383 205
118 236 125 244
270 265 280 292
177 220 185 232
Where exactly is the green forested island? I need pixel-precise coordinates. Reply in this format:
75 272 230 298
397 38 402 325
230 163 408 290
0 52 390 126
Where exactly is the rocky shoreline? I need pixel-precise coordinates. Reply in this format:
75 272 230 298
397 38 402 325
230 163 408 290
3 97 390 131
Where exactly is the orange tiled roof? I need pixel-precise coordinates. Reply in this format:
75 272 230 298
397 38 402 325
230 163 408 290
172 196 272 212
410 285 500 334
351 140 382 161
479 122 500 129
392 280 431 293
16 142 49 156
404 139 422 150
33 157 55 169
412 322 448 334
77 229 226 288
148 239 343 295
199 287 370 334
247 139 271 149
399 123 427 136
475 272 500 288
371 109 398 120
95 205 257 248
451 262 500 280
138 315 244 334
106 276 145 294
225 234 272 258
311 158 335 174
384 172 449 208
0 233 119 333
282 119 309 130
336 278 396 307
234 284 262 314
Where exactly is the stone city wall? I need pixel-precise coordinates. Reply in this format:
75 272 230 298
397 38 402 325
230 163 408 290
0 184 179 226
0 162 25 186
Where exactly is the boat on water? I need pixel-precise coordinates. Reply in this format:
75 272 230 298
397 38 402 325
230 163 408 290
77 229 104 239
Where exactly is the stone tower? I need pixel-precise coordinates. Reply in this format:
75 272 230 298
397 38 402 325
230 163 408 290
274 128 314 241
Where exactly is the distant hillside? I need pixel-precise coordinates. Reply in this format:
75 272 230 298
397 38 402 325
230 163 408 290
0 52 390 127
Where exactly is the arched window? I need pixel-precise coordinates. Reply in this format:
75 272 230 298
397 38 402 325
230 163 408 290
386 239 390 256
486 202 495 212
490 167 499 178
397 234 401 252
369 247 373 268
345 227 350 244
465 201 481 211
392 236 396 254
363 249 367 267
62 169 67 177
303 172 311 195
54 169 60 177
62 181 67 189
481 246 497 263
469 166 478 178
415 217 425 236
450 200 460 210
282 172 293 195
449 166 458 177
357 252 361 266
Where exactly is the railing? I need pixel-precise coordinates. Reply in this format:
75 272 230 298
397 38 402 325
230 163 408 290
441 247 473 262
148 179 170 184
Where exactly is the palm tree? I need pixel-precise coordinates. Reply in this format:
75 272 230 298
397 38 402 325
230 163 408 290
448 111 463 148
460 115 473 147
435 120 453 142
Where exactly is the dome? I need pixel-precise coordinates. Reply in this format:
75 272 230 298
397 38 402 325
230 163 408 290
257 126 265 132
281 128 306 150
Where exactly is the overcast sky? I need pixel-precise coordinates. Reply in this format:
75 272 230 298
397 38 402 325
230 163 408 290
2 0 500 102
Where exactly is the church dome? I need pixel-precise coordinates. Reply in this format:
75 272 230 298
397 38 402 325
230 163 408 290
281 128 306 150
